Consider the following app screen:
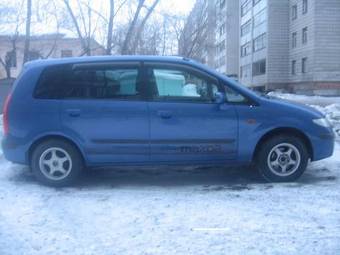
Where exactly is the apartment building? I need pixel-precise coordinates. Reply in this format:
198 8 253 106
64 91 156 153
215 0 239 78
239 0 290 91
238 0 340 95
289 0 340 95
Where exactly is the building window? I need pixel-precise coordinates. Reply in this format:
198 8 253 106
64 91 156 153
252 59 266 76
253 9 266 28
219 56 226 67
219 23 226 36
217 40 226 53
5 51 17 68
28 51 41 61
292 5 297 20
253 0 261 6
241 0 252 17
291 60 296 75
240 64 251 78
302 27 308 44
292 32 297 48
241 20 251 37
253 33 266 52
61 50 73 58
303 0 308 14
302 57 308 73
241 42 251 57
220 0 226 9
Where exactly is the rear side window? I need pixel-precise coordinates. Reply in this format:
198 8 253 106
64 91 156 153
34 64 142 100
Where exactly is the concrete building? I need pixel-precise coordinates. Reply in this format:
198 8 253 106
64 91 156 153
288 0 340 95
179 0 216 67
238 0 340 95
215 0 240 78
181 0 340 95
0 34 104 79
239 0 290 91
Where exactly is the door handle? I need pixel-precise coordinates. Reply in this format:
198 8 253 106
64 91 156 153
157 110 172 119
66 109 81 117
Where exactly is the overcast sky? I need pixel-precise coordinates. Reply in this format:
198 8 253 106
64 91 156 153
159 0 195 15
0 0 196 37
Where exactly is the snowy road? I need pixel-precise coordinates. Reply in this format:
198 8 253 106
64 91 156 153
0 96 340 255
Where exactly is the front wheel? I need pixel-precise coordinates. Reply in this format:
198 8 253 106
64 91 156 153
31 139 84 187
256 136 309 182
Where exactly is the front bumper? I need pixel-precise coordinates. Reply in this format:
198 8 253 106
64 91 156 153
310 131 335 161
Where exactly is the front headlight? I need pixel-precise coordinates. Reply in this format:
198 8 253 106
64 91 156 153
313 118 332 128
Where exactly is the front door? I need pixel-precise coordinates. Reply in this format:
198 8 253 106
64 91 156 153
145 63 238 163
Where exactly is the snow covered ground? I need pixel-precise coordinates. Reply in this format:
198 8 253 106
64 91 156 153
0 94 340 255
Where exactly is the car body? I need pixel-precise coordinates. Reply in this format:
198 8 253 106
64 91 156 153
2 56 335 186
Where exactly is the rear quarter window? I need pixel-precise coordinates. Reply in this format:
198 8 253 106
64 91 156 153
34 64 141 100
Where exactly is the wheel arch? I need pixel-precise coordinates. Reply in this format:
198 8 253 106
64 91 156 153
27 134 87 166
253 127 314 161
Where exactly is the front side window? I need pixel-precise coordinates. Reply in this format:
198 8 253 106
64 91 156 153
225 86 248 104
35 64 141 100
149 67 220 103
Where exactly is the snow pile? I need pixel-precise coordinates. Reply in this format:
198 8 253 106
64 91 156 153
268 91 340 106
312 104 340 137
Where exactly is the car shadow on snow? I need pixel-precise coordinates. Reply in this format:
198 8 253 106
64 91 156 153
8 164 338 191
78 165 264 191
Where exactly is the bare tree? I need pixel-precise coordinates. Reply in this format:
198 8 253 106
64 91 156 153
179 0 210 60
23 0 32 63
121 0 145 55
0 34 18 79
130 0 161 54
106 0 115 55
62 0 94 56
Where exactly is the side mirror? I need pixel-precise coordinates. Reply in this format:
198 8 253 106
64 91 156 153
214 92 226 104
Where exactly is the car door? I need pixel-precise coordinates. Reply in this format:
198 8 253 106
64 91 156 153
58 62 150 165
145 62 238 163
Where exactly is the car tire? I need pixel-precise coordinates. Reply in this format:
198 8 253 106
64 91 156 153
256 135 309 182
31 139 83 187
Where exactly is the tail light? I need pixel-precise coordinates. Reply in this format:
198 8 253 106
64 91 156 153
3 93 11 136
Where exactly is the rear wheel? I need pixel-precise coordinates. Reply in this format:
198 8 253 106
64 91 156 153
31 139 83 187
256 135 309 182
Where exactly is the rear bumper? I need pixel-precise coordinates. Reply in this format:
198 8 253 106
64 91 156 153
310 131 335 161
2 135 28 165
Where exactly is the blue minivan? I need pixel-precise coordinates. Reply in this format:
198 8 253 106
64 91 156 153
2 56 335 186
